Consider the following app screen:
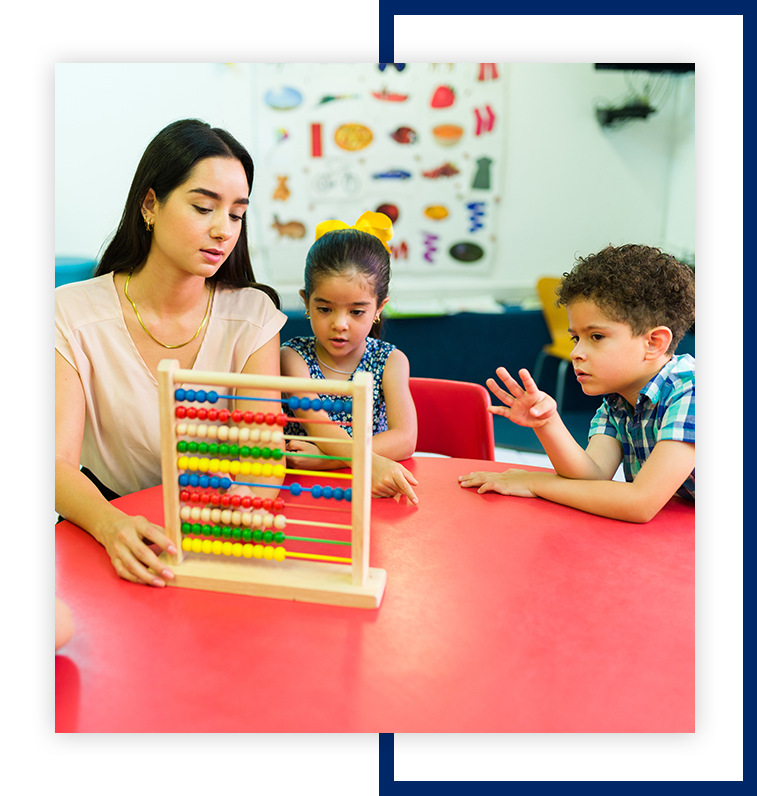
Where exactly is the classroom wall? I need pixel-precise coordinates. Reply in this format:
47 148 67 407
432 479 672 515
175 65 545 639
55 63 694 310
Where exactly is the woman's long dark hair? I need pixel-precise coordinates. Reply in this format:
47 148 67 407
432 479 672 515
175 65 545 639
95 119 279 307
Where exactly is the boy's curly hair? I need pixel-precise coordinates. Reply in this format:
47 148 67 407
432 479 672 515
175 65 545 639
556 244 695 353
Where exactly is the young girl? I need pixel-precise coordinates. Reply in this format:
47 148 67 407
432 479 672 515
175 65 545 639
280 211 419 503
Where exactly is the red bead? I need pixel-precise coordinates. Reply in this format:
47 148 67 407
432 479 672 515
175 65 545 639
262 498 273 510
207 409 218 421
276 414 288 427
265 413 276 425
220 495 231 507
180 490 190 502
190 492 200 503
200 493 211 504
210 494 221 506
241 496 252 508
243 412 254 424
186 407 197 419
231 410 242 423
252 497 263 509
254 412 265 425
197 408 208 420
230 495 242 507
273 498 285 511
218 410 230 422
175 406 187 419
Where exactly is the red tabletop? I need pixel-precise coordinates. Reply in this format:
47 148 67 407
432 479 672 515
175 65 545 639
55 456 694 733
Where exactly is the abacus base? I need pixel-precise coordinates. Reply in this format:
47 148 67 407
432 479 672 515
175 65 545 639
158 552 387 608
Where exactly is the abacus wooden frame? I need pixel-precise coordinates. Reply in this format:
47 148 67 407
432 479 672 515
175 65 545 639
157 359 385 608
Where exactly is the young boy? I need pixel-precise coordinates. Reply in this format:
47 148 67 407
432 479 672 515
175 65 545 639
459 244 695 523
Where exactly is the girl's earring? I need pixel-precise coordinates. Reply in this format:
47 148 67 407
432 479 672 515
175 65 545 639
374 314 381 324
143 214 154 233
304 311 310 319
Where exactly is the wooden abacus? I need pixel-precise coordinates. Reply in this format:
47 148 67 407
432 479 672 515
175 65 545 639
157 359 386 608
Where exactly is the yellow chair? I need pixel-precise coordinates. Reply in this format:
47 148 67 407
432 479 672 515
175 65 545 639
533 277 574 412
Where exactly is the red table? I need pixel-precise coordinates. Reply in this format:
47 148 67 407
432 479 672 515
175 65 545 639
55 456 694 733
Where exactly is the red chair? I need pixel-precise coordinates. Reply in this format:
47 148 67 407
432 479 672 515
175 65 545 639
409 377 496 461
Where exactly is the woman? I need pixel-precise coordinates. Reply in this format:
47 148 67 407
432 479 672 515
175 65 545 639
55 119 286 587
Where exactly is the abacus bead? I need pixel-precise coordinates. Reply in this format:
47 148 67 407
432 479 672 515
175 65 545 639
243 411 254 424
273 465 286 478
263 546 275 560
323 486 333 499
197 408 208 421
207 391 218 403
263 530 273 542
290 483 302 496
310 399 322 412
253 544 264 559
262 498 273 510
180 490 190 502
261 447 271 459
344 488 352 502
231 410 242 423
189 474 200 487
230 495 241 507
274 546 286 562
262 464 273 477
176 406 187 419
241 496 252 508
239 427 250 442
218 410 230 422
265 413 276 425
195 390 206 402
274 515 286 530
191 538 203 553
212 540 223 555
197 425 208 438
299 397 311 410
288 396 299 410
199 475 210 488
186 407 197 419
209 476 220 488
242 529 252 541
182 537 193 552
222 542 233 556
178 474 190 486
181 522 191 534
220 478 231 489
242 544 254 558
254 412 265 425
176 422 187 435
175 389 186 401
198 442 209 454
273 531 285 542
274 499 285 511
252 497 263 509
272 448 284 460
177 440 188 452
228 427 239 442
321 398 333 411
185 390 196 402
218 426 229 441
311 485 322 499
334 488 344 500
240 462 252 476
252 529 263 541
332 400 343 412
276 414 288 427
208 409 219 421
201 539 213 554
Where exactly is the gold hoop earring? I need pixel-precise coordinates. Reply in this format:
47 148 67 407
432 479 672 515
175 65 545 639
143 214 154 233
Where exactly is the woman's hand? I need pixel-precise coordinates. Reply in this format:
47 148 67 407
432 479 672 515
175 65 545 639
372 454 419 504
101 514 177 587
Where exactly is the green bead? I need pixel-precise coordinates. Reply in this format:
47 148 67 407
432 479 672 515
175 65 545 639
229 444 239 457
187 441 198 453
240 446 251 458
221 527 231 539
212 525 221 537
177 441 188 452
263 531 273 543
202 524 212 536
208 443 219 455
272 448 284 460
219 444 229 456
181 522 191 534
251 446 261 459
252 529 263 542
242 529 252 541
261 447 271 459
273 531 285 543
232 528 241 540
198 442 209 454
192 523 202 534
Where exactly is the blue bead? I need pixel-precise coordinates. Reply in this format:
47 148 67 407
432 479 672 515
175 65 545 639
310 398 322 411
175 388 186 401
322 486 333 499
333 400 343 412
299 397 311 410
178 474 190 486
199 475 210 488
196 390 206 402
220 478 231 490
321 398 333 411
210 477 220 488
185 390 196 401
311 485 322 499
333 488 344 501
189 474 200 487
207 391 218 403
344 400 352 412
288 396 300 410
289 483 302 496
344 489 352 502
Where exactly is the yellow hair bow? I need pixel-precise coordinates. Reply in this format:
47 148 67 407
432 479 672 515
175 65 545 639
314 211 394 253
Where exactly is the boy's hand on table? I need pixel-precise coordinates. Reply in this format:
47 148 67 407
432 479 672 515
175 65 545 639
487 367 558 428
458 468 544 498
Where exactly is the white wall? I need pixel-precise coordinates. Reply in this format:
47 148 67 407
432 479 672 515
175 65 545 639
55 63 694 309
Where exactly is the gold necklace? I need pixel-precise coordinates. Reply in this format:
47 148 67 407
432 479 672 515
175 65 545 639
124 269 215 349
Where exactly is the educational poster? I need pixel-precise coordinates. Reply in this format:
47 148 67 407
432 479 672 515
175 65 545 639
252 63 508 292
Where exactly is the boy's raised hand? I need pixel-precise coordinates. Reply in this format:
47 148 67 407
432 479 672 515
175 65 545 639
486 367 557 428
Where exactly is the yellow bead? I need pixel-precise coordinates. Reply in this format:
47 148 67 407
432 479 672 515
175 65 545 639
220 459 230 473
222 542 233 556
251 463 263 476
242 544 254 558
240 462 252 476
188 457 199 471
273 464 285 478
232 543 243 557
229 460 241 475
274 546 286 562
262 464 273 477
209 458 220 473
198 458 209 472
182 537 193 552
177 456 189 469
191 538 203 553
263 546 275 560
201 539 213 554
212 540 223 555
253 544 264 559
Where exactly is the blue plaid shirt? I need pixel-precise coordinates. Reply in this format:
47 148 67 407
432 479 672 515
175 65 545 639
589 354 695 500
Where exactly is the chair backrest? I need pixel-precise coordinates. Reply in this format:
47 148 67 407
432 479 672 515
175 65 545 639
536 277 572 346
409 377 496 461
